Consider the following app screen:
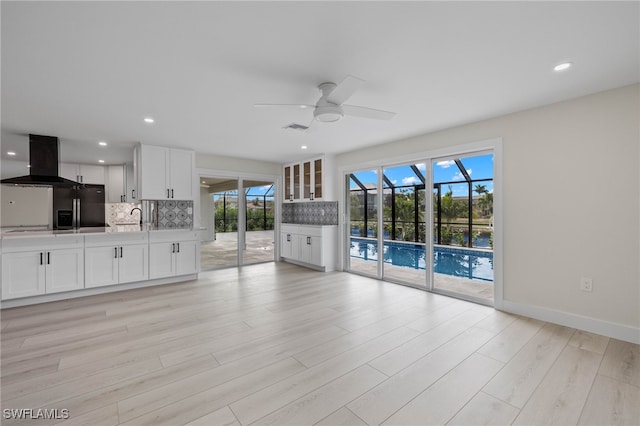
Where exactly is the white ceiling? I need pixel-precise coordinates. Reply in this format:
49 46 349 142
1 1 638 166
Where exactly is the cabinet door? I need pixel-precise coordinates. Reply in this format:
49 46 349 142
300 235 323 266
169 149 194 200
313 158 323 200
284 166 292 201
119 244 149 284
79 165 105 185
126 163 137 202
107 165 126 203
1 252 46 300
46 248 84 294
149 242 175 279
140 145 170 200
293 164 301 201
85 246 119 288
303 161 312 200
281 232 293 258
60 163 79 182
175 240 198 275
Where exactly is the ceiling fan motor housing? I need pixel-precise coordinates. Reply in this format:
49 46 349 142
315 83 344 122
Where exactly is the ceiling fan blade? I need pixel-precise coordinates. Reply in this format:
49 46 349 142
343 104 396 120
254 104 314 109
326 75 365 105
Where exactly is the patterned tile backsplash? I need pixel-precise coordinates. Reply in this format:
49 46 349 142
282 201 338 225
155 200 194 229
106 202 141 227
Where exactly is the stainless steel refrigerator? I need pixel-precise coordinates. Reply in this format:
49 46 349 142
53 184 106 229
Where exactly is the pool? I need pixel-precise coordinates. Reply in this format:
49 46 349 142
350 237 493 281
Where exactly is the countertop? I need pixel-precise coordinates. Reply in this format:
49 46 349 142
0 225 196 239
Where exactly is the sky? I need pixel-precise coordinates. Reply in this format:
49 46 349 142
350 153 493 196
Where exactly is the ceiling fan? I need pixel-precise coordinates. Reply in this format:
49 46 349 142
254 75 396 128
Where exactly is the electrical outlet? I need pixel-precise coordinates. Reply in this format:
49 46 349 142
580 277 593 292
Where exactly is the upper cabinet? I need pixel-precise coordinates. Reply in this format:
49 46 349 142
106 165 126 203
136 144 194 200
283 156 332 202
60 163 105 185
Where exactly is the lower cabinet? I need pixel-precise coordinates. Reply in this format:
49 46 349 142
85 233 149 288
280 225 336 271
149 231 199 279
1 237 84 300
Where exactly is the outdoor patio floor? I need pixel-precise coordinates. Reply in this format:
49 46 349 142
201 231 493 304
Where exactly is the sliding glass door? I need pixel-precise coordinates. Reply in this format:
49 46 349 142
345 149 496 305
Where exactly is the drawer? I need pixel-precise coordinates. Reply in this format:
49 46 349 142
85 232 149 247
2 235 83 253
149 230 199 243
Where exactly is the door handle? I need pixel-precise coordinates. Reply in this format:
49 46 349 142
47 252 50 264
40 252 43 265
120 247 123 258
115 247 118 258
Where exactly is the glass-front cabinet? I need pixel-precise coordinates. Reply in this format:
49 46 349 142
283 156 324 202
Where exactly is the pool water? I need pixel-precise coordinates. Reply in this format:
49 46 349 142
350 238 493 282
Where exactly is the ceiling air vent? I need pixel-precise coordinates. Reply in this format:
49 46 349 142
283 123 309 131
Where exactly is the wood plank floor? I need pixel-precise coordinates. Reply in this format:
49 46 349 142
1 262 638 426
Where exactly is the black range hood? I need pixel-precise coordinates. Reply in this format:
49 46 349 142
1 134 79 186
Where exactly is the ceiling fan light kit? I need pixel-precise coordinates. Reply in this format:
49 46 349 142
255 75 396 126
314 104 344 122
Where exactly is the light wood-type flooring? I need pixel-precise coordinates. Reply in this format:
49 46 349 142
1 262 638 425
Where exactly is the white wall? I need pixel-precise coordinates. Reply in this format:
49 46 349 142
336 84 640 339
196 153 281 175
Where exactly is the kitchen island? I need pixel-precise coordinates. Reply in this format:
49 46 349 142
0 226 200 307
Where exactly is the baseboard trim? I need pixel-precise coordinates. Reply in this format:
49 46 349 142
501 300 640 344
0 274 198 309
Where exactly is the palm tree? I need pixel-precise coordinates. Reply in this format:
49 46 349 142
474 184 487 195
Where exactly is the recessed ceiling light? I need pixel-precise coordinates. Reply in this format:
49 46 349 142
553 62 573 72
144 117 155 124
98 141 107 146
301 145 308 150
7 151 16 156
202 181 206 184
98 159 105 163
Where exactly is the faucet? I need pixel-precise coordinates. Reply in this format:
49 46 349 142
130 207 143 226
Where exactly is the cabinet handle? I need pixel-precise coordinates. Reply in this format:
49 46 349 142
171 189 174 199
176 243 180 253
310 192 314 200
167 189 170 198
286 234 291 242
120 247 123 258
47 252 50 264
289 194 293 202
115 247 118 258
40 252 43 265
172 243 175 253
132 189 135 199
307 236 311 245
80 175 83 183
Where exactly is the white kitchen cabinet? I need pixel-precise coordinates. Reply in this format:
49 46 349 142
283 156 329 202
126 162 138 202
136 144 194 200
106 165 127 203
149 231 199 279
280 225 336 271
84 233 149 288
1 236 84 300
60 163 105 185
